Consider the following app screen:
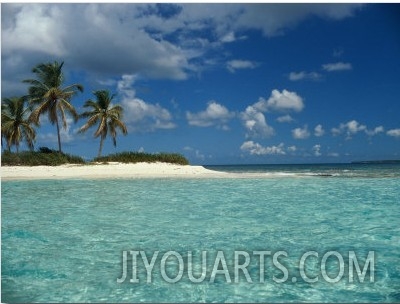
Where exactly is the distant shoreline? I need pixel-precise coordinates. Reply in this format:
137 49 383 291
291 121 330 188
351 160 400 164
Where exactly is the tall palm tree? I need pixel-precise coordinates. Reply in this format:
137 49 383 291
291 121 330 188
1 97 36 152
23 61 83 153
78 90 128 157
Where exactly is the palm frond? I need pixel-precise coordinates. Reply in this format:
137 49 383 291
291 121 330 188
78 114 101 134
64 83 84 93
23 60 83 152
1 96 36 151
78 89 127 155
59 98 79 122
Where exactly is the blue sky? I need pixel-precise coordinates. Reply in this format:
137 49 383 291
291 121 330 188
2 3 400 164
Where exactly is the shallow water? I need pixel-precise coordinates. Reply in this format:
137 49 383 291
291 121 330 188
2 165 400 302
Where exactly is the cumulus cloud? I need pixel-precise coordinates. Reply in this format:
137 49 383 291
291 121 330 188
322 62 352 72
2 3 363 96
289 71 321 81
240 105 275 138
313 144 322 156
2 3 193 96
332 120 365 137
117 74 176 131
365 126 384 136
264 89 304 112
387 128 400 138
332 120 383 138
314 124 325 137
234 4 362 37
186 101 235 129
276 114 294 123
240 141 286 155
226 60 258 73
220 32 247 43
240 89 304 138
292 125 310 139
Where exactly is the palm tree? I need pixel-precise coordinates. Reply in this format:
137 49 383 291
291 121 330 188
78 90 128 157
23 61 83 153
1 97 36 152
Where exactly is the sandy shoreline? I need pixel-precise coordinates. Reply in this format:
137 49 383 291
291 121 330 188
1 162 233 181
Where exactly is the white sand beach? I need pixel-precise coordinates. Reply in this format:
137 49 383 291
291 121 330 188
1 162 232 180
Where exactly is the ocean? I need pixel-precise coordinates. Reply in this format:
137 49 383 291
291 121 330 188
1 164 400 302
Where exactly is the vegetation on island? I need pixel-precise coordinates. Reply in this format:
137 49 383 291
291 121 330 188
2 148 85 166
94 151 189 165
1 60 188 166
1 148 189 166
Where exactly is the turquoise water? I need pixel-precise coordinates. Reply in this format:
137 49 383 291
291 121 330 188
2 164 400 302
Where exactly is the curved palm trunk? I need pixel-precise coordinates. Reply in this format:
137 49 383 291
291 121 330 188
98 136 105 158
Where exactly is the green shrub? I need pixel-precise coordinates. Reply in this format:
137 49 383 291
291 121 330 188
1 150 189 166
94 151 189 165
1 149 85 166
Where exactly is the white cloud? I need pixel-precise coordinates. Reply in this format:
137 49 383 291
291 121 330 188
292 125 310 139
365 126 384 136
313 144 322 156
240 141 286 155
226 60 258 73
240 105 274 138
276 114 294 123
2 3 363 97
331 120 365 137
264 89 304 112
235 4 362 37
2 5 66 57
221 32 236 43
117 74 176 131
332 120 383 138
322 62 352 72
314 124 325 137
186 101 235 129
346 120 365 133
240 89 304 138
220 32 247 43
289 71 321 81
2 3 193 88
328 152 340 157
387 128 400 138
287 145 297 152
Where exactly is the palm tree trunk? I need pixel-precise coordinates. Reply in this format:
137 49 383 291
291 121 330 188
55 114 62 153
98 136 105 158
